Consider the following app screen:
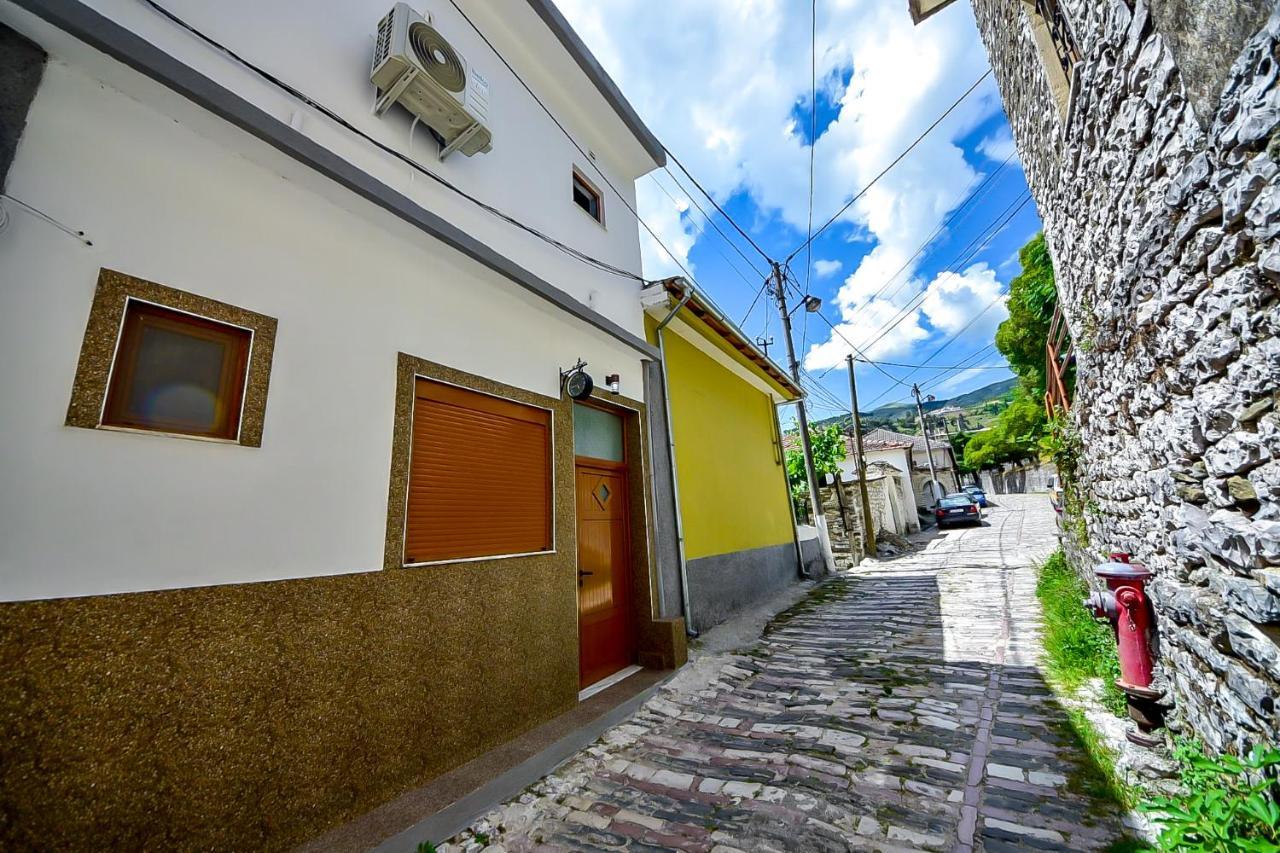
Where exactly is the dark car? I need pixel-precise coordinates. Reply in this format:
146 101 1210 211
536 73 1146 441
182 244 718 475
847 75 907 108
962 484 989 507
935 493 982 528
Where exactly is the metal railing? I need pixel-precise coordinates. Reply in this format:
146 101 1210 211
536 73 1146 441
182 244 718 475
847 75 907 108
1045 303 1073 418
1034 0 1081 82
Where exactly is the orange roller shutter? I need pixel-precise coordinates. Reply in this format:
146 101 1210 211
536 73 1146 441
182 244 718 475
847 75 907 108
404 378 553 564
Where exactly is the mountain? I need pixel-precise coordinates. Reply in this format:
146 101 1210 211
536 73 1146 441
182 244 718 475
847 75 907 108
806 377 1017 432
942 377 1018 409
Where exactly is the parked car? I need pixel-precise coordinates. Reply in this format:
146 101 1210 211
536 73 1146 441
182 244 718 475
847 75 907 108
935 493 982 528
962 484 989 507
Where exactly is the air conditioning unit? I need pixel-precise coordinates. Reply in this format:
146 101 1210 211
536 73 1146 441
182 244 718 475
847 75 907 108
371 3 492 159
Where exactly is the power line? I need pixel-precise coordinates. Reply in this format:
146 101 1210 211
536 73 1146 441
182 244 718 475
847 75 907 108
785 69 992 263
804 0 818 296
647 172 764 292
865 344 999 410
739 278 770 327
840 192 1032 360
865 151 1017 307
661 166 768 278
857 357 1008 370
662 147 774 266
139 0 644 281
821 355 1010 376
443 0 712 286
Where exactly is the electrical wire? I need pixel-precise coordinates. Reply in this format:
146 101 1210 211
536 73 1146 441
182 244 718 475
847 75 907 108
803 0 817 296
648 172 765 293
661 166 769 278
139 0 644 281
785 70 992 264
837 192 1032 361
864 344 1000 410
661 148 774 266
864 150 1017 307
0 194 93 245
739 278 769 327
443 0 713 286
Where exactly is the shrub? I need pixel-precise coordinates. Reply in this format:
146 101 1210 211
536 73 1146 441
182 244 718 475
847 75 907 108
1141 741 1280 852
1036 549 1127 716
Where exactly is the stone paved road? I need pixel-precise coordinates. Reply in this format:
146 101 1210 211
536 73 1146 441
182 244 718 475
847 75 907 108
453 494 1129 852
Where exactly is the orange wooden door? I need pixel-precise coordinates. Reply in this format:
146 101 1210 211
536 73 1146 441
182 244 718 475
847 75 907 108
576 461 633 688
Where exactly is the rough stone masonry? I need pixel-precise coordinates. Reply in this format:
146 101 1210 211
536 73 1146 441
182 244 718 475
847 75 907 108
967 0 1280 752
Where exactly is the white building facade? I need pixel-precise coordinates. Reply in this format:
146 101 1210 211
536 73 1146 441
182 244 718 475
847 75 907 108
0 1 685 848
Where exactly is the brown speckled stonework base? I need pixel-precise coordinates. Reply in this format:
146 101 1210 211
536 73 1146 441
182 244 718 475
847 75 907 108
0 560 580 852
0 355 680 851
65 268 277 446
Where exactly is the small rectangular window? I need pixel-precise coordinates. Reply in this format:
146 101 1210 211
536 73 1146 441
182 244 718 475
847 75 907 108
572 169 603 224
101 300 251 440
404 378 552 564
573 402 623 462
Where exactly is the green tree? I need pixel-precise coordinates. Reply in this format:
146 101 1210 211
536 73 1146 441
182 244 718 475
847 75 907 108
950 430 976 474
963 233 1058 471
784 425 847 521
963 385 1046 470
994 233 1059 398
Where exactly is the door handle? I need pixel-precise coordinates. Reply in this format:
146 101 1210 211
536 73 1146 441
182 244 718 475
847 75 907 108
577 569 593 586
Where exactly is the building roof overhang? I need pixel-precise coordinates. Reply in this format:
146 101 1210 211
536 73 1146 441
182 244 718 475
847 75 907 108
644 277 802 401
520 0 665 170
907 0 960 24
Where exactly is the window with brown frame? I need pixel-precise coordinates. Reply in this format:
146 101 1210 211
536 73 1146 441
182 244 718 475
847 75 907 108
404 378 552 564
572 169 603 224
101 300 252 440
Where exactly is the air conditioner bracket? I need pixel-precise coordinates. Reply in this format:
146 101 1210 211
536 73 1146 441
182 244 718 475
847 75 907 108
373 66 420 116
439 121 483 161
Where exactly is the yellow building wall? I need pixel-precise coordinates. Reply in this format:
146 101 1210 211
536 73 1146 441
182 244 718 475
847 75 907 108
660 328 795 560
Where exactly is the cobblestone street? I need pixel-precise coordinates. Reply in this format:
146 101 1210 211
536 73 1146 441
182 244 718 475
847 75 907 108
452 495 1131 852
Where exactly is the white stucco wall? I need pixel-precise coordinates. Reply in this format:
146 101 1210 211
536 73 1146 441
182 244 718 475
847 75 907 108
1 0 652 334
837 447 917 532
0 59 648 602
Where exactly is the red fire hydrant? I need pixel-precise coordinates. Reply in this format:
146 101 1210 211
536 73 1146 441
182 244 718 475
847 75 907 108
1083 553 1165 745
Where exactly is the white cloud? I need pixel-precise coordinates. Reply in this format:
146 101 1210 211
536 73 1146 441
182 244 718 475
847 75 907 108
977 128 1019 163
919 262 1008 339
813 259 843 278
554 0 1000 278
636 172 703 279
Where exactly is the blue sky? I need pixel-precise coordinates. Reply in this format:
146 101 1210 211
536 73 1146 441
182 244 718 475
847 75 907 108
557 0 1042 421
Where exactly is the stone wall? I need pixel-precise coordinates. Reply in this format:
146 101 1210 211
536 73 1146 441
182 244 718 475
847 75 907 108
820 481 866 568
981 461 1060 495
820 476 903 566
969 0 1280 751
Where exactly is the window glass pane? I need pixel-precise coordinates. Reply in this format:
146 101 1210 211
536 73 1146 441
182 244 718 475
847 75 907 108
573 403 623 462
102 302 250 440
125 323 227 430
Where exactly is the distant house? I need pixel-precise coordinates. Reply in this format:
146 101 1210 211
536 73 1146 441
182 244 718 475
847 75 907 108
837 429 918 532
643 277 805 632
839 427 958 512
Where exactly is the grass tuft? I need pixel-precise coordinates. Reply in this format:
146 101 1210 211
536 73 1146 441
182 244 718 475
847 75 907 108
1036 549 1128 716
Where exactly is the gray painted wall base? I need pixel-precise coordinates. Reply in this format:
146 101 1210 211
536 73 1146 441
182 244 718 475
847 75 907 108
685 541 800 633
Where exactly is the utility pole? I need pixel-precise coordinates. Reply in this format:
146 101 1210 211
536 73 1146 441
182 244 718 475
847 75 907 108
771 262 824 527
933 414 964 491
845 355 875 556
912 383 942 507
